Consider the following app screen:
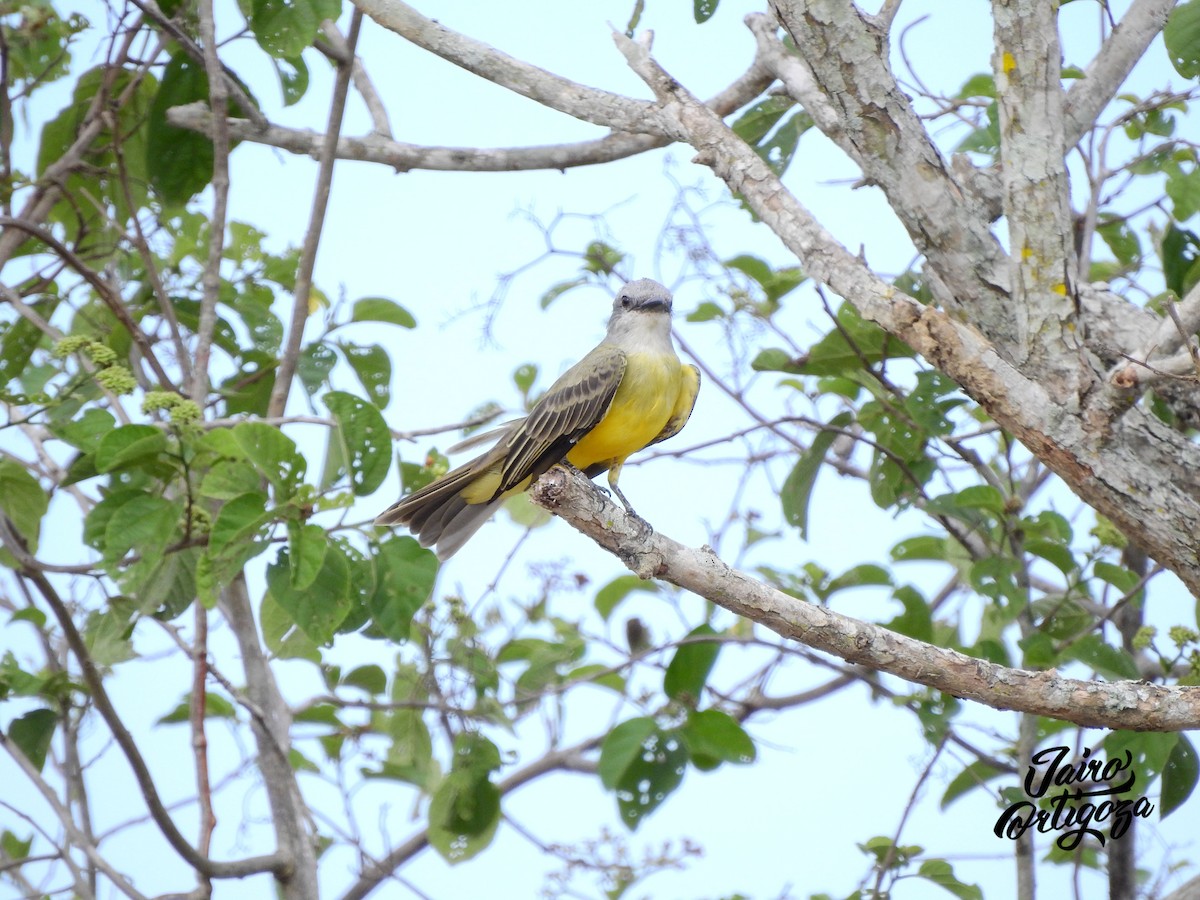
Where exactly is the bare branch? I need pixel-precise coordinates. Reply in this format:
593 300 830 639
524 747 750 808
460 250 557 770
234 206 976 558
351 0 658 133
612 27 1200 600
219 575 319 898
992 0 1077 377
0 521 287 881
532 466 1200 730
164 55 772 173
0 742 119 899
191 0 232 403
0 216 176 388
1064 0 1179 148
268 10 363 419
319 19 393 137
766 0 1014 347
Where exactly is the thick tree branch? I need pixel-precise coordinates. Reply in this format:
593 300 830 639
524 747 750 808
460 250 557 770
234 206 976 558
992 0 1077 380
164 56 772 173
352 0 663 133
219 575 319 899
533 467 1200 730
1063 0 1178 148
767 0 1016 349
613 30 1200 597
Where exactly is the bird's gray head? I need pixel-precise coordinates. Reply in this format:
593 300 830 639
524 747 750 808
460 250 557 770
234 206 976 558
605 279 674 345
610 279 673 316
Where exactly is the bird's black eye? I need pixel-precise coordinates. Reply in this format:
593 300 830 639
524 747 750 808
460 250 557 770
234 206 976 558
619 294 633 309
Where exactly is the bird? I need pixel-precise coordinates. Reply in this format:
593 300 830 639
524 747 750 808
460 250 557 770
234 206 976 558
375 278 701 560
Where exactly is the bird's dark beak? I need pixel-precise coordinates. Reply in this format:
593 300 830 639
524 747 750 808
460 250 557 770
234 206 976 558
637 298 672 313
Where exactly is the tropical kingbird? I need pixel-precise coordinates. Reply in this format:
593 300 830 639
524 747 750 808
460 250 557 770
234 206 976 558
375 279 701 559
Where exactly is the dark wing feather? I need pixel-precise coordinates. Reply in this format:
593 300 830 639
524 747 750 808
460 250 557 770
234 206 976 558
498 345 626 491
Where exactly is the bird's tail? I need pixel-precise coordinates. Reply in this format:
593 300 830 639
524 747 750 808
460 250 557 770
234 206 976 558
374 457 503 560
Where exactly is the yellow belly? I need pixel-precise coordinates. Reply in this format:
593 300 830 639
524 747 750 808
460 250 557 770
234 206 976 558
567 351 681 470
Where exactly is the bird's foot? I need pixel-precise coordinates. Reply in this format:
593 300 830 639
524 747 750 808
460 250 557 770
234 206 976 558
611 484 652 540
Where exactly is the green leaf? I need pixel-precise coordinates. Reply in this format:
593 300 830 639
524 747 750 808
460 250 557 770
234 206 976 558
266 542 351 644
287 523 328 591
799 301 915 376
1165 0 1200 78
693 0 719 23
274 54 309 106
297 341 337 396
368 536 436 642
323 391 391 496
1093 560 1142 594
7 708 57 772
731 96 795 145
231 421 306 499
350 297 416 329
663 624 720 707
1096 217 1142 267
260 592 321 662
916 859 982 900
1 305 57 388
103 493 180 563
1162 225 1200 297
756 111 813 176
686 301 726 322
427 771 500 863
1167 162 1200 223
0 460 48 550
957 73 996 99
603 721 688 830
38 66 157 239
342 664 387 694
781 423 843 538
594 575 659 622
1024 538 1077 576
565 663 626 694
598 716 657 789
751 347 804 374
1162 733 1199 818
157 692 237 725
339 343 391 408
49 408 115 453
941 760 1004 808
147 52 218 206
1061 635 1140 681
94 425 167 473
219 349 277 416
199 460 262 500
244 0 341 58
888 585 933 641
682 709 755 770
827 563 892 595
891 536 950 562
208 491 271 558
0 829 32 861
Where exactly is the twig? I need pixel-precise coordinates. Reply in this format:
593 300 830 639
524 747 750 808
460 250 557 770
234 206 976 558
190 0 232 403
192 603 216 889
0 217 175 388
0 519 286 879
268 9 363 419
318 19 392 137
